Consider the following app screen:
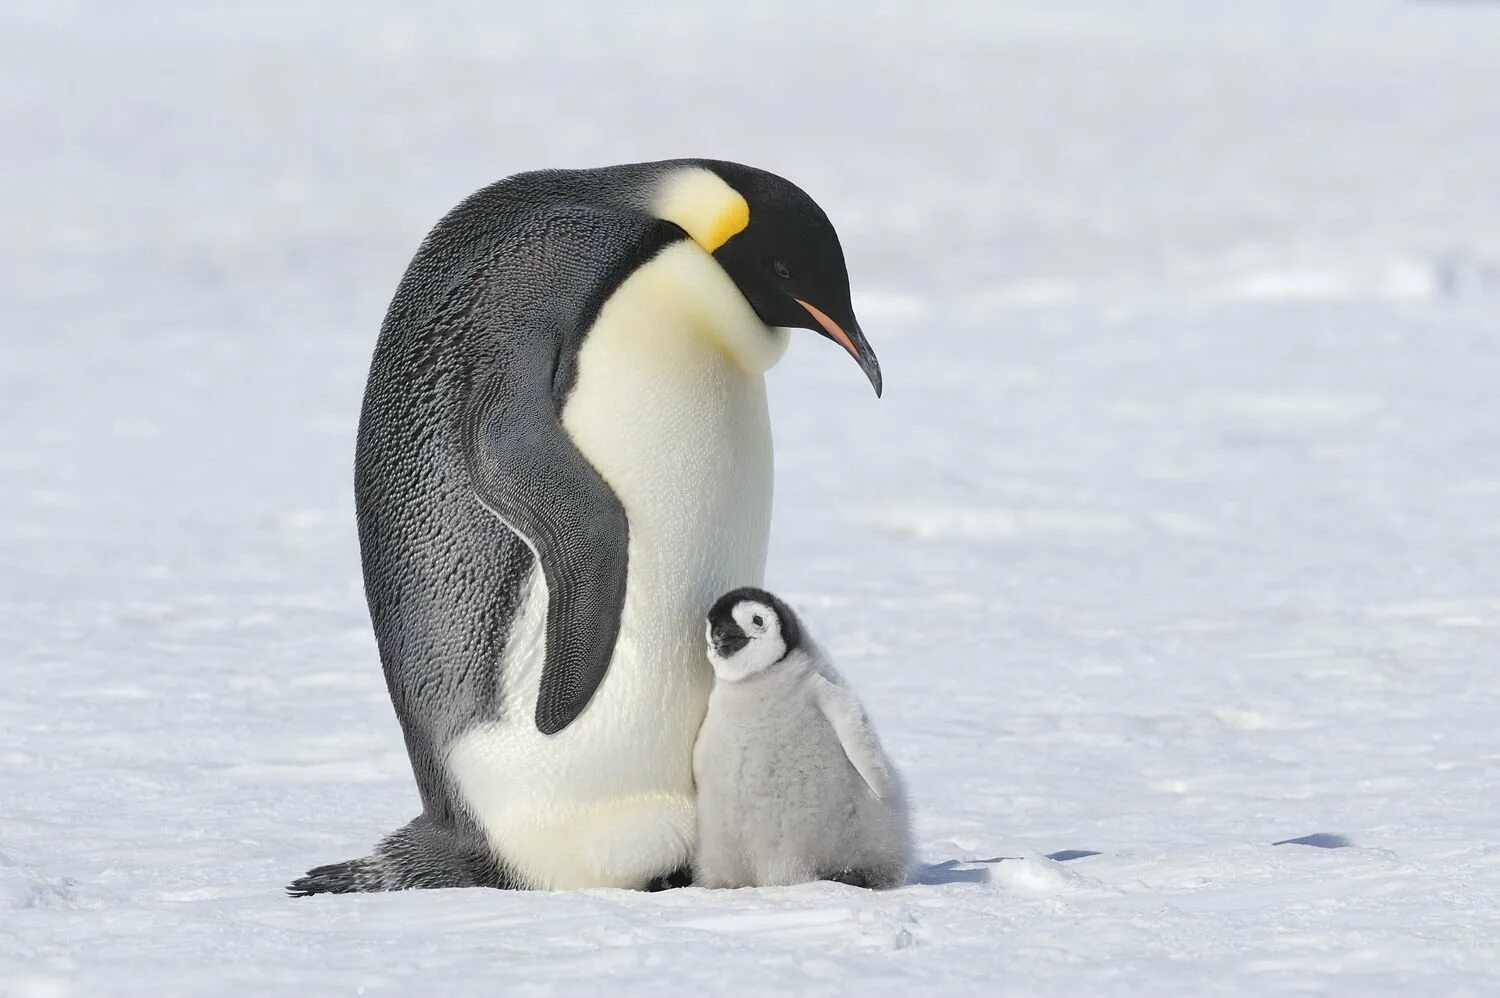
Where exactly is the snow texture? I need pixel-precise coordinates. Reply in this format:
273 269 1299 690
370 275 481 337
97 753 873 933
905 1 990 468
4 1 1500 994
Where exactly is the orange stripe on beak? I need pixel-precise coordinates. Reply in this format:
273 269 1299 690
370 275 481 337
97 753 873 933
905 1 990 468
795 298 860 360
794 297 883 397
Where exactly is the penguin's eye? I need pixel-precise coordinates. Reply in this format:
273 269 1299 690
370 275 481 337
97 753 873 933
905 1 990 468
770 259 791 280
751 614 765 628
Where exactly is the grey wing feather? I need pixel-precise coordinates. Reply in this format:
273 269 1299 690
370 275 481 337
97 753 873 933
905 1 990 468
458 209 682 735
462 370 629 735
809 674 895 799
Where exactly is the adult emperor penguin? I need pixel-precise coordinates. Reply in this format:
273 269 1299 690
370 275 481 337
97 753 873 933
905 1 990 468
288 159 881 895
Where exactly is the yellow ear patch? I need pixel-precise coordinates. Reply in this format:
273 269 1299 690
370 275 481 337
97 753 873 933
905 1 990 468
651 167 750 253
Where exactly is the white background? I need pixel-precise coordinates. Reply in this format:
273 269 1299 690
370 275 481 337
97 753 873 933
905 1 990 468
3 2 1499 993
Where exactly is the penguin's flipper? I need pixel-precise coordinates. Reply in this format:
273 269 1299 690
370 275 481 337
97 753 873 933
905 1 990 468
463 371 629 736
809 674 894 799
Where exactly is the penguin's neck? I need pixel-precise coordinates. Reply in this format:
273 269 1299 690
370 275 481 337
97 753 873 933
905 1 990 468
607 239 789 377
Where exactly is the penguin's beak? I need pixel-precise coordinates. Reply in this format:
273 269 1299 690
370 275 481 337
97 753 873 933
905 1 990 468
709 619 749 659
795 298 883 398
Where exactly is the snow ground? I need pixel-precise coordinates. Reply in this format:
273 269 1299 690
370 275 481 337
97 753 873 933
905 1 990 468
4 2 1500 994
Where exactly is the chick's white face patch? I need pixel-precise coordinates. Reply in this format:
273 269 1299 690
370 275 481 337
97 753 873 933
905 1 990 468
707 599 786 681
652 167 750 253
733 601 776 640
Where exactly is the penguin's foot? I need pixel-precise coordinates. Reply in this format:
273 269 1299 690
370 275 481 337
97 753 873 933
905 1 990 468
825 862 906 890
289 815 518 897
644 867 693 891
287 856 384 897
825 867 871 889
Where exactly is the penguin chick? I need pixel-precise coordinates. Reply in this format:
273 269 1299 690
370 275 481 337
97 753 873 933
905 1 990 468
692 588 911 889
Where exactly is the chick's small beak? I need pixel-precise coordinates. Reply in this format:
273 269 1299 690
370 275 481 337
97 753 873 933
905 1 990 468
795 298 883 398
709 620 748 658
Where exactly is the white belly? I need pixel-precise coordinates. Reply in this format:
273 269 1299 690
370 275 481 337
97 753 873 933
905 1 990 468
446 241 787 889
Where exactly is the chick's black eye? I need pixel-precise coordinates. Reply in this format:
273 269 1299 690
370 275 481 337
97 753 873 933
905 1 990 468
771 259 791 280
752 615 764 627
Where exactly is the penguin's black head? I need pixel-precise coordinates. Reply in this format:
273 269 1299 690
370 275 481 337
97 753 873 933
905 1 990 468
705 586 804 680
693 161 881 397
